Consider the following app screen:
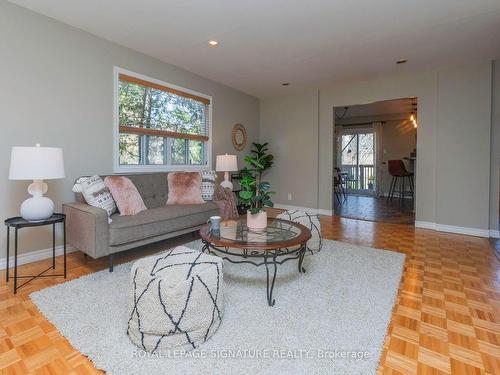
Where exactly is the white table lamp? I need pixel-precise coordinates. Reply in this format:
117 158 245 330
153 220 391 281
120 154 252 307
216 154 238 190
9 144 65 221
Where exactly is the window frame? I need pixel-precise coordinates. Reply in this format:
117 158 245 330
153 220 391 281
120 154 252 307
113 66 212 173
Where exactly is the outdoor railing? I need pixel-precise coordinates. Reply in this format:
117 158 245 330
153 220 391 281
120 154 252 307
340 164 375 190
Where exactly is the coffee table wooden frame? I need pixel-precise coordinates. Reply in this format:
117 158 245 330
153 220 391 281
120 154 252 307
199 218 311 306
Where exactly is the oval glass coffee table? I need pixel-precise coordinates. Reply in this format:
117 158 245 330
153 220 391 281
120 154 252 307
199 218 311 306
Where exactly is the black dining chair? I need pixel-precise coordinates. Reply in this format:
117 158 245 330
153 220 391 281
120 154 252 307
334 168 347 204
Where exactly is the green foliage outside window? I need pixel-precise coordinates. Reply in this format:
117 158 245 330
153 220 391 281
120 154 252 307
118 78 208 166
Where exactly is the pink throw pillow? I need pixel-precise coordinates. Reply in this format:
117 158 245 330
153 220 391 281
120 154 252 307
167 172 205 205
104 176 147 216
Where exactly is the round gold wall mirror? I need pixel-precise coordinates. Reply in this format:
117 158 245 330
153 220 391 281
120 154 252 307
232 124 247 151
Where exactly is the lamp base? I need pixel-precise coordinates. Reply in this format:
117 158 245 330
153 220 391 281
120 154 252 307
20 197 54 221
220 180 233 190
20 179 54 221
220 171 233 190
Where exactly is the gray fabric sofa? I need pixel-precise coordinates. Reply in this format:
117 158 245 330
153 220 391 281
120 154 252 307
63 173 219 271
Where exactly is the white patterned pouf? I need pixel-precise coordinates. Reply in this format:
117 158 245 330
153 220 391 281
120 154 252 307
276 210 322 255
127 246 224 352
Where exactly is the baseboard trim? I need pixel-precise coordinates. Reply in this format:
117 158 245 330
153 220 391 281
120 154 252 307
274 204 333 216
415 221 491 238
414 221 436 230
490 230 500 239
318 208 334 216
0 244 76 270
376 193 413 200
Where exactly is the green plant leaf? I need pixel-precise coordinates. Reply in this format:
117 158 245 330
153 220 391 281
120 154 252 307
263 200 274 207
244 156 264 170
250 207 262 215
239 191 253 200
240 176 256 186
259 181 271 191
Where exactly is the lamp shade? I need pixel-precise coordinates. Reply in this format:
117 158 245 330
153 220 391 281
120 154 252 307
9 145 65 180
215 154 238 172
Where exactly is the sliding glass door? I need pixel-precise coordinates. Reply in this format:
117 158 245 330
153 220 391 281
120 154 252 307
339 130 375 195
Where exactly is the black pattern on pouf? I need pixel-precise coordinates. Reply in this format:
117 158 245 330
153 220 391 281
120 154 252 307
276 210 322 255
127 246 223 352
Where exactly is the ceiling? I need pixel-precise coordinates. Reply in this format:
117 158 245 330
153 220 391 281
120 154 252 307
8 0 500 98
336 98 414 120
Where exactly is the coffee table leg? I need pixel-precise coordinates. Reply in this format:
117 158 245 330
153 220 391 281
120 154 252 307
201 241 209 253
264 252 277 306
298 244 306 274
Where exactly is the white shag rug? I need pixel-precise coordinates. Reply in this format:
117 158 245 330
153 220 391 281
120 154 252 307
30 239 404 375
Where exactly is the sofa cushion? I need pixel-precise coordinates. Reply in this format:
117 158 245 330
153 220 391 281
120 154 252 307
109 202 219 245
201 170 217 201
72 175 117 221
104 176 147 216
75 173 170 209
167 172 205 205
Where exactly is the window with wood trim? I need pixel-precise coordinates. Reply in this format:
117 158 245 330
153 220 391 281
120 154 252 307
115 69 211 171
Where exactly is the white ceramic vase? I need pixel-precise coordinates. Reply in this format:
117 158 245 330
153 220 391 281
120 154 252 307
247 210 267 230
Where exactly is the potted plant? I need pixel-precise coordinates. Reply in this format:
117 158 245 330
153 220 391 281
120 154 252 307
238 143 275 230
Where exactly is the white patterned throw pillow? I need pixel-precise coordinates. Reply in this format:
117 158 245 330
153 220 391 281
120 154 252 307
276 210 322 255
201 170 217 201
72 175 117 221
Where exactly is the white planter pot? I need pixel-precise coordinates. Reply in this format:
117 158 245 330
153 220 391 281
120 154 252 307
246 210 267 230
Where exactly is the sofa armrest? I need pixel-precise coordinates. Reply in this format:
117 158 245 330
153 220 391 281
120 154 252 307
63 202 110 259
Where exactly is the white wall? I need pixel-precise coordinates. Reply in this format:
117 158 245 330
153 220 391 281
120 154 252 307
490 60 500 235
434 63 492 230
261 60 496 235
0 1 260 255
260 90 319 208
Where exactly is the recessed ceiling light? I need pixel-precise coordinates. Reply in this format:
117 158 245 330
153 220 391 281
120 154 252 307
282 82 290 86
208 40 219 47
396 59 408 64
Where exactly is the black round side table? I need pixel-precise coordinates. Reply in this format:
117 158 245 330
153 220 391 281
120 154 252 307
4 213 66 294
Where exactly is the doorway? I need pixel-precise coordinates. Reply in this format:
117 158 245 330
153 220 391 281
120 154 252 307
333 98 417 224
340 130 375 195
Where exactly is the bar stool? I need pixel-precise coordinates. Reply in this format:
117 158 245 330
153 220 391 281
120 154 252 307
387 160 414 203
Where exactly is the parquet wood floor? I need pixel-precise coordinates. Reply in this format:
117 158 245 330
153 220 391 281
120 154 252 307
0 212 498 374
